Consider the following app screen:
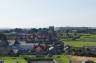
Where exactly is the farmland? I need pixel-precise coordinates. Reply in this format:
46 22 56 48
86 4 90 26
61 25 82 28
64 41 96 47
59 32 96 47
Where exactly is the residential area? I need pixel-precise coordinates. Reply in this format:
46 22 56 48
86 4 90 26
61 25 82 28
0 26 96 63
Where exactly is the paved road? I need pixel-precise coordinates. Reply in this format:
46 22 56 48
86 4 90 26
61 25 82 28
30 61 54 63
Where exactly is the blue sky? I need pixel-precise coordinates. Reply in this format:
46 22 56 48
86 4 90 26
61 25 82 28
0 0 96 28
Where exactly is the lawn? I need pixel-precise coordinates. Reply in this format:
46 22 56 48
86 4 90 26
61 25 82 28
64 41 96 47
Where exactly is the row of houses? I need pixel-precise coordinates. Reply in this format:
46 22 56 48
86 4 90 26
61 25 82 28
5 26 57 44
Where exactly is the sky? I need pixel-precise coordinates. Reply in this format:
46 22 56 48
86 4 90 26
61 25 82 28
0 0 96 28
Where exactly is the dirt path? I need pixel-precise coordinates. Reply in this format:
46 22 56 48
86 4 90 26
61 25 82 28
69 56 96 62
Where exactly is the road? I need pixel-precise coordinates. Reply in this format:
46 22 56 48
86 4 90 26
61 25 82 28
30 60 54 63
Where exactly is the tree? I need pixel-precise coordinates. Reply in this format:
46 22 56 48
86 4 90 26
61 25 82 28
0 34 7 40
29 28 38 33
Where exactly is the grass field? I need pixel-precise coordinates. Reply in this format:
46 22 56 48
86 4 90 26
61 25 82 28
64 41 96 47
1 57 27 63
54 55 69 63
45 55 69 63
80 34 96 42
0 55 69 63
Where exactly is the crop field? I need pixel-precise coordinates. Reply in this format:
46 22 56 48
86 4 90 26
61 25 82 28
64 41 96 47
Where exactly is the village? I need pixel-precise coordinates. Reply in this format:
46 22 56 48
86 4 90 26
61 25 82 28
0 26 64 55
0 26 96 63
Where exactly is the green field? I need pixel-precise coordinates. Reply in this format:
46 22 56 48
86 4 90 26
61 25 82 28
79 34 96 42
0 57 27 63
60 34 96 47
64 41 96 47
54 55 69 63
0 55 69 63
